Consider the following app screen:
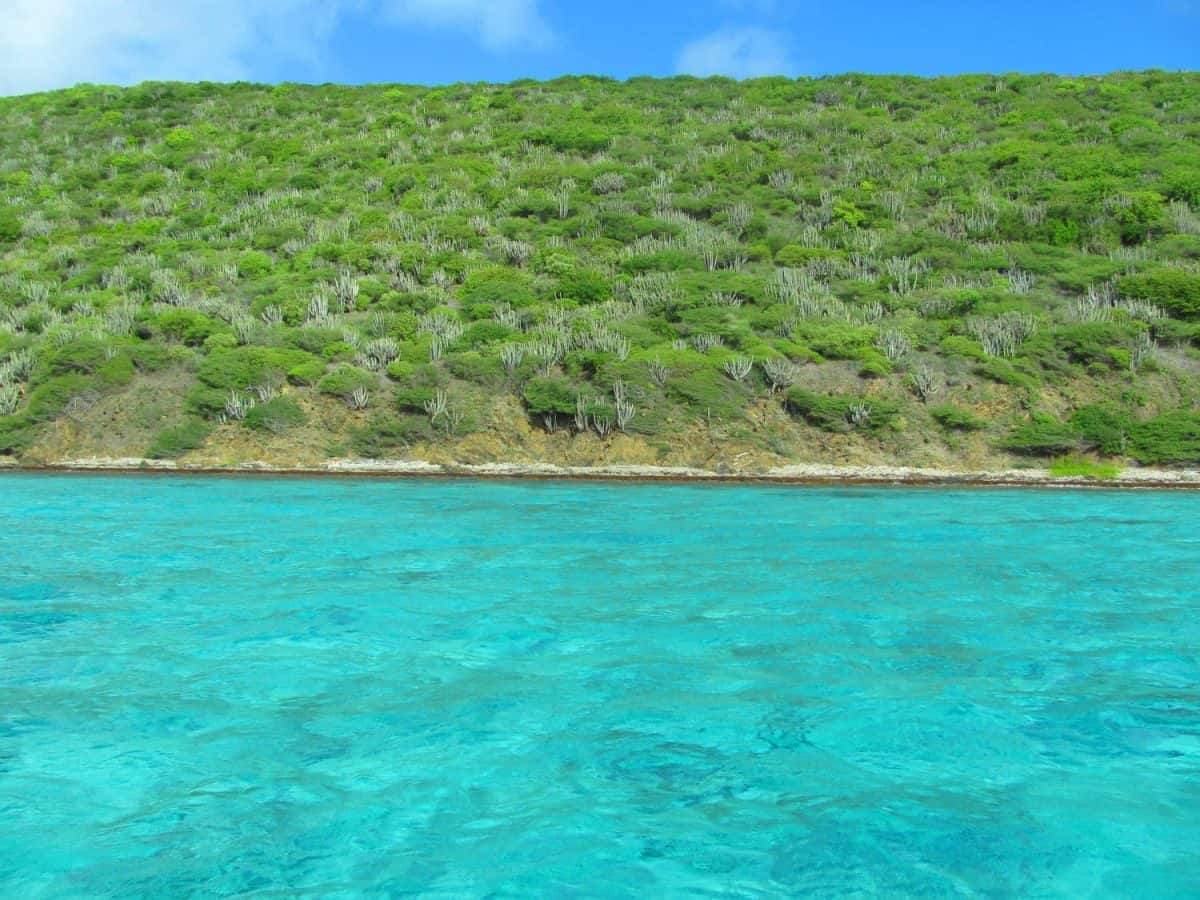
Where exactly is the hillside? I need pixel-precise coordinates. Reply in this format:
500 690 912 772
1 73 1199 473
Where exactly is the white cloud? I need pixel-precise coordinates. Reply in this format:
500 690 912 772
0 0 349 96
0 0 554 97
676 26 796 79
380 0 555 51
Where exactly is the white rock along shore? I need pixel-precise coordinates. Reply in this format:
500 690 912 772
4 455 1200 488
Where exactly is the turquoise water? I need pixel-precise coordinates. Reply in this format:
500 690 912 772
1 475 1198 897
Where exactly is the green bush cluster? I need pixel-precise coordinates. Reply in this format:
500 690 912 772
316 365 376 399
244 397 306 434
930 404 985 431
147 418 211 458
785 388 899 434
188 347 318 416
1005 406 1200 464
1119 270 1200 319
349 414 435 456
1048 456 1122 479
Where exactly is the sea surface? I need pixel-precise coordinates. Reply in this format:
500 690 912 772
1 474 1198 897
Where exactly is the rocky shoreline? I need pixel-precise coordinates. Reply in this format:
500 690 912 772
3 455 1200 488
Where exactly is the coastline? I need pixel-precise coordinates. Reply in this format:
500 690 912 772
3 455 1200 488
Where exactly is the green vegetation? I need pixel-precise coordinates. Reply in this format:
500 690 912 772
1048 456 1122 479
147 417 211 459
244 396 307 434
929 404 985 431
1 73 1199 467
785 388 898 435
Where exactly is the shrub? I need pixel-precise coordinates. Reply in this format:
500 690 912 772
316 365 376 398
203 333 239 354
975 358 1039 390
939 335 987 361
25 374 94 421
1048 456 1121 479
1001 415 1081 456
44 340 112 378
678 306 745 338
1127 411 1200 465
1118 269 1200 319
197 346 314 393
283 327 343 355
532 123 611 154
1152 319 1200 346
349 414 434 457
857 350 893 379
446 351 505 386
244 396 306 433
0 208 22 244
620 248 703 274
128 343 176 373
785 388 899 434
386 359 415 382
774 245 840 267
287 359 327 386
522 376 578 418
930 404 985 431
789 322 875 359
147 418 210 458
1051 323 1135 371
321 341 357 362
666 367 749 420
460 266 536 308
155 309 223 346
188 346 315 416
1070 405 1130 455
461 321 515 349
556 268 611 304
0 414 34 454
238 251 274 279
393 364 448 412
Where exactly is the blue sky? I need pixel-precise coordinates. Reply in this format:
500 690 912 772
2 0 1197 96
